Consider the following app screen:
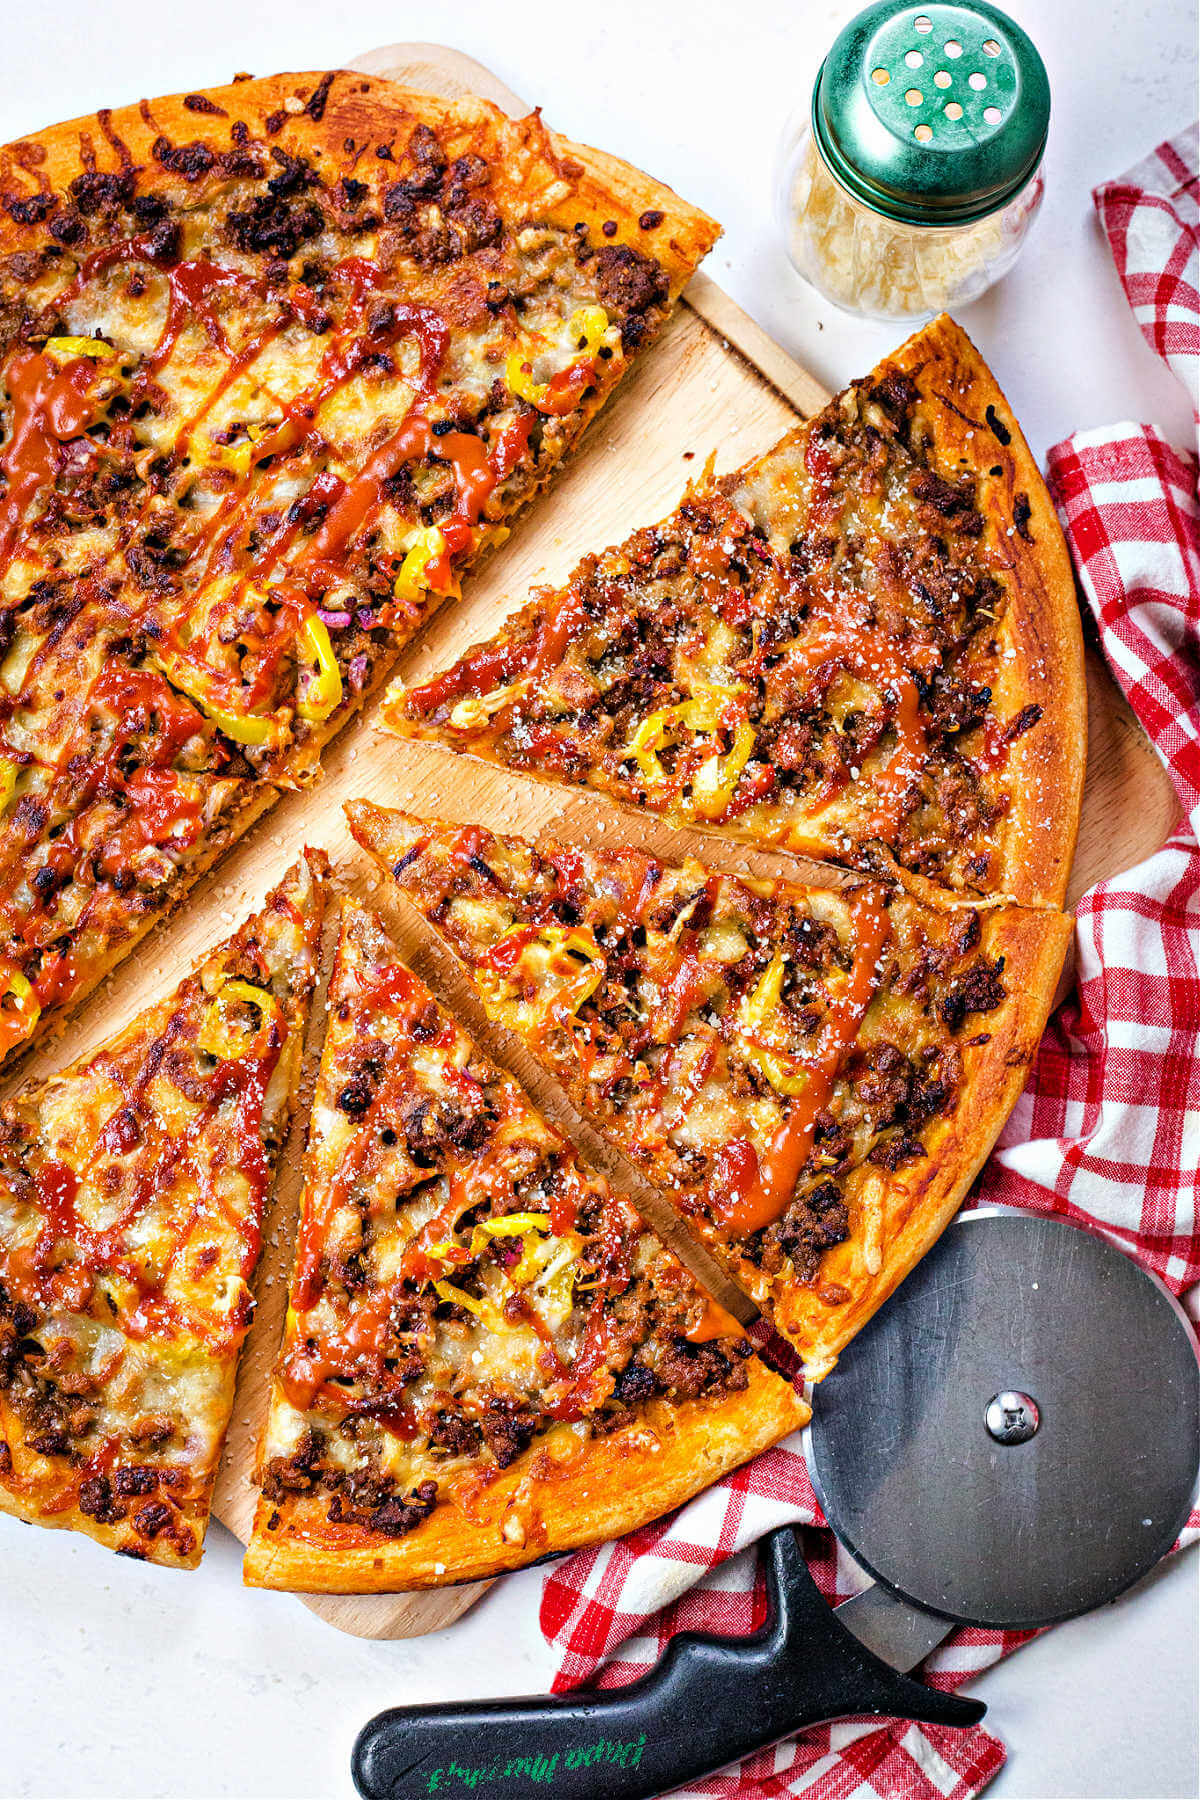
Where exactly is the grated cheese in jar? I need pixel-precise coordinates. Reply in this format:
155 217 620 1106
776 0 1051 323
780 128 1043 322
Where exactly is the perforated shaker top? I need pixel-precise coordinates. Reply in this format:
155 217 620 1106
812 0 1050 225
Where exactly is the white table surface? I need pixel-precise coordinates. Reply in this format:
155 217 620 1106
0 3 1197 1797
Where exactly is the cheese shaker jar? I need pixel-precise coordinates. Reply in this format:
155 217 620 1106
778 0 1049 321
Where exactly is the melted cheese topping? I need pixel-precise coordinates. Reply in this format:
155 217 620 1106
0 80 695 1062
255 902 748 1535
0 855 322 1563
349 805 1016 1328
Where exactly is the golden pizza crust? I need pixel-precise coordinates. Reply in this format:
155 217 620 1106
242 1356 805 1592
0 72 716 289
773 903 1073 1375
887 315 1086 909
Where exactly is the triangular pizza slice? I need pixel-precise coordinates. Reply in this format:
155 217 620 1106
0 851 327 1566
244 900 804 1593
381 315 1084 908
347 802 1070 1376
0 71 719 1067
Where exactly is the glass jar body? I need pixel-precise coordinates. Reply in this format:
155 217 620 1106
777 122 1043 322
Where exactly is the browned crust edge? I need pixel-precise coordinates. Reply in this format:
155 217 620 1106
242 1356 805 1592
768 903 1074 1374
888 314 1086 909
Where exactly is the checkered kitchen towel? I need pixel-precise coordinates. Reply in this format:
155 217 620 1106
538 126 1200 1800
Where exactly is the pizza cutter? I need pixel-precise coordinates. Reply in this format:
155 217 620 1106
351 1209 1200 1800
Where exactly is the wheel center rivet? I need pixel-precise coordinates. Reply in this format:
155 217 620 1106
985 1390 1040 1444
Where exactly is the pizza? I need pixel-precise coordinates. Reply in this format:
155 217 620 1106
0 851 325 1566
0 72 717 1068
381 315 1084 908
347 803 1070 1375
244 900 804 1592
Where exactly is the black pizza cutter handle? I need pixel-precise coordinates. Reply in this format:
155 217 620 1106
351 1528 983 1800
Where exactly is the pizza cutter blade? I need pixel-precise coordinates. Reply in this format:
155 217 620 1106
351 1210 1200 1800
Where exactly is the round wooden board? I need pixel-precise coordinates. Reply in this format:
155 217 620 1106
2 41 1174 1645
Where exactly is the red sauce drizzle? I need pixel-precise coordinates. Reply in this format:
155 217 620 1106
8 1006 284 1348
0 350 103 566
405 589 590 715
707 888 892 1238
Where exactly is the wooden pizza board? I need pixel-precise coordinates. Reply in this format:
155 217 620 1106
1 43 1179 1640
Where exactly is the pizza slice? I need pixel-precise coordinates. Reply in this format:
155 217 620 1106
244 900 804 1593
0 850 326 1566
347 802 1070 1376
0 72 719 1066
382 315 1084 908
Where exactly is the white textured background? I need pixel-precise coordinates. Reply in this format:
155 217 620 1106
0 2 1197 1796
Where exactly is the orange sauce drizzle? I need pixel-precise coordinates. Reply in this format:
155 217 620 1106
705 888 892 1238
0 350 104 565
4 1002 284 1350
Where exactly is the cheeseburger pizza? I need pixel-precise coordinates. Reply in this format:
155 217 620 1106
0 70 717 1066
0 851 325 1566
244 901 804 1592
347 803 1070 1374
382 315 1084 908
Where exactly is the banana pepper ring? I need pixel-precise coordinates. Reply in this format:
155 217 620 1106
626 686 757 817
394 526 461 608
295 614 343 724
739 953 812 1097
505 307 609 414
0 967 41 1052
154 653 291 750
198 979 283 1061
44 336 117 363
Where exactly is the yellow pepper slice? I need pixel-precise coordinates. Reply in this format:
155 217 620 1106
44 336 117 363
473 1212 552 1243
433 1279 484 1317
295 614 343 724
738 953 811 1097
625 685 756 815
209 421 271 476
154 654 290 750
505 350 547 409
505 307 610 410
691 720 757 819
427 1214 555 1288
394 527 459 606
0 967 40 1046
198 979 283 1061
566 306 610 353
0 758 17 814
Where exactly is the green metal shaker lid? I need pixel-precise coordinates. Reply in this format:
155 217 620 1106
813 0 1050 225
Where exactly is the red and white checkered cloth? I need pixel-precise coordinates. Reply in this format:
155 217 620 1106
538 125 1200 1800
